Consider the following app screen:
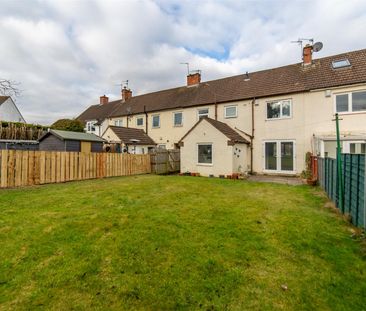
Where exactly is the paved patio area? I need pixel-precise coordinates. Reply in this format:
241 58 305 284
247 175 304 185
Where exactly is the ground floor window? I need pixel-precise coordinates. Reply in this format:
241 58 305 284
264 140 295 172
198 144 212 164
348 142 366 154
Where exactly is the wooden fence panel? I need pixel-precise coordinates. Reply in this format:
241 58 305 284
0 150 151 189
150 149 180 174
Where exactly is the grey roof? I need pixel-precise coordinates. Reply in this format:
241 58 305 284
39 129 105 142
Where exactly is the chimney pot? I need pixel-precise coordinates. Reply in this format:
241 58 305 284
303 44 313 65
122 87 132 102
100 95 109 105
187 71 201 86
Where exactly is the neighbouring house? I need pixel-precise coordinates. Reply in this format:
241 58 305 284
38 129 105 153
0 96 26 123
103 125 156 154
77 94 128 136
77 46 366 175
179 117 250 176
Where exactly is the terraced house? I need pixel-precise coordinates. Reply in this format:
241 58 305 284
78 45 366 176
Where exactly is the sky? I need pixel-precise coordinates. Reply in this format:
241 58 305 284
1 0 366 125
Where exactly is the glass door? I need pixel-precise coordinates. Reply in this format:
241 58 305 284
280 142 294 171
265 142 277 170
264 141 295 172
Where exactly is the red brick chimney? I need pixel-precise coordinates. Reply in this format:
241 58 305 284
100 95 109 105
303 44 313 65
122 87 132 102
187 71 201 86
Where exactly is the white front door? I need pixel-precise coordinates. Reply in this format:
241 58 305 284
263 140 296 173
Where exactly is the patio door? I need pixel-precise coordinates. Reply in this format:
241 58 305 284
264 141 295 173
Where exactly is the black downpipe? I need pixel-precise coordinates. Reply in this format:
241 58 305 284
250 98 255 174
144 105 148 134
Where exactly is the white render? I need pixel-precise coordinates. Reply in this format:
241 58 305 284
180 119 249 176
105 83 366 175
0 97 25 123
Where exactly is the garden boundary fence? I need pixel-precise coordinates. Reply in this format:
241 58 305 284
0 150 151 188
317 154 365 229
150 149 180 174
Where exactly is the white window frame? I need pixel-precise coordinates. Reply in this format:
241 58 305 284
173 111 183 127
136 116 144 127
86 121 96 132
224 105 238 118
152 114 160 128
114 119 123 127
342 141 366 154
266 99 292 120
197 108 209 119
262 139 296 174
197 143 213 166
334 90 366 114
158 144 166 149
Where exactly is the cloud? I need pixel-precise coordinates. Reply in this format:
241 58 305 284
0 0 365 124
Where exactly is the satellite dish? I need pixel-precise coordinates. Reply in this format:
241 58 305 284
313 42 323 52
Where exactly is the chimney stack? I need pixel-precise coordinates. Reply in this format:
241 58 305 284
100 95 109 105
122 87 132 102
187 71 201 86
303 44 313 66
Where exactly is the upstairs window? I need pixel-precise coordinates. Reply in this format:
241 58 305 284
198 108 209 119
173 112 183 127
152 115 160 128
336 91 366 113
267 99 291 119
224 105 237 118
136 117 144 126
86 121 96 132
114 119 122 127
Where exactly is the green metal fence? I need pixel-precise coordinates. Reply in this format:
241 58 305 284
318 154 365 229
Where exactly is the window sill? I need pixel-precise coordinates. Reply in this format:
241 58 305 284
197 163 213 166
173 124 183 127
224 116 237 119
265 116 292 121
336 111 366 115
152 126 160 129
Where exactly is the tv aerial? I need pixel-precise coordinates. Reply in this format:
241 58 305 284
180 62 190 75
116 80 129 91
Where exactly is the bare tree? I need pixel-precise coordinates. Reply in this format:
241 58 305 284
0 79 21 97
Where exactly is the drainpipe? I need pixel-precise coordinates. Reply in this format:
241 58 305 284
251 98 255 174
144 105 148 134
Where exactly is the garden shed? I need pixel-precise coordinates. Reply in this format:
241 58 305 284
179 117 250 177
38 129 105 152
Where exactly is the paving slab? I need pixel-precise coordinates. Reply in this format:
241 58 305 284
247 175 304 185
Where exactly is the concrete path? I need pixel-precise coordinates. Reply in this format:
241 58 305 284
246 175 304 185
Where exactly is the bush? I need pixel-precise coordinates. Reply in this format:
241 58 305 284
51 119 84 132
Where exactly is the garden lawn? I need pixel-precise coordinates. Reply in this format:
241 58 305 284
0 175 366 310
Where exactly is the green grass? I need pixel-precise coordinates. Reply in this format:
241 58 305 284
0 175 365 310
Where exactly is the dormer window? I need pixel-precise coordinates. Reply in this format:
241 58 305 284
332 59 351 69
